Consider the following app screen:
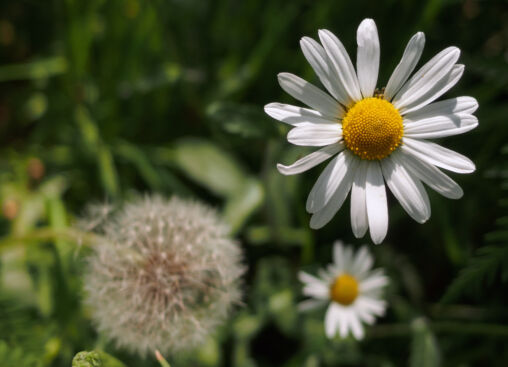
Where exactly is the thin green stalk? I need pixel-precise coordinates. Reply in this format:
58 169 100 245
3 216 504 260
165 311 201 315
155 350 171 367
0 227 101 252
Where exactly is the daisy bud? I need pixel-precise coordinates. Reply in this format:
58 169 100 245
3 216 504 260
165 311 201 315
83 196 245 356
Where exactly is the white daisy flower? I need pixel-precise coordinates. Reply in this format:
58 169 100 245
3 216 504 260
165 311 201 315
265 19 478 244
299 241 388 340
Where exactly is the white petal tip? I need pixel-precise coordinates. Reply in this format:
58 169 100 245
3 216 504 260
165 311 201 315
355 333 365 341
359 18 375 25
264 103 276 111
461 164 475 174
372 236 385 245
409 32 425 46
297 271 309 282
352 228 368 239
277 72 290 80
333 240 344 248
442 46 461 58
467 97 479 113
317 29 329 37
263 103 283 119
309 217 326 230
309 222 320 230
452 190 464 199
276 163 292 176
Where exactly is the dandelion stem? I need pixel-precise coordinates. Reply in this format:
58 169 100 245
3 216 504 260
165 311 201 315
155 350 171 367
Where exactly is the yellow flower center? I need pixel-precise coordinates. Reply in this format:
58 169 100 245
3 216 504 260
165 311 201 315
342 97 403 160
330 273 359 306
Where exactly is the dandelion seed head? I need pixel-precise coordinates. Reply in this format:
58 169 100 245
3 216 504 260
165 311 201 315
83 195 245 356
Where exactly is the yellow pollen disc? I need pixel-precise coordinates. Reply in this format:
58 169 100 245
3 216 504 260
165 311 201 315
342 97 403 160
330 273 359 306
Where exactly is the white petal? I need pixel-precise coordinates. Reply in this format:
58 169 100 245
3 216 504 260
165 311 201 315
298 299 327 312
356 19 380 98
398 64 465 115
402 137 475 173
352 245 373 277
325 304 340 338
399 150 463 199
331 242 356 276
349 312 365 340
403 96 479 120
299 271 329 299
319 29 362 103
264 102 337 126
404 113 478 139
318 268 334 282
309 162 356 229
277 72 343 118
342 246 354 274
299 271 325 286
356 296 387 316
350 160 369 238
354 302 376 325
287 124 341 146
394 47 460 109
307 151 357 213
360 273 389 292
338 308 350 338
384 32 425 101
326 264 341 278
333 240 346 270
381 154 431 223
302 283 329 300
277 143 343 176
300 37 350 106
365 162 388 245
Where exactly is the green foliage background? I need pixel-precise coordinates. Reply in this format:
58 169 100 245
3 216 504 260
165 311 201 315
0 0 507 366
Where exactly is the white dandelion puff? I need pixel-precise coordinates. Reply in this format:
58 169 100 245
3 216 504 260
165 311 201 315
265 19 478 244
299 241 388 340
83 195 245 356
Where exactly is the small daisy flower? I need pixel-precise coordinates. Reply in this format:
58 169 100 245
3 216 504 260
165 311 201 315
265 19 478 244
299 241 388 339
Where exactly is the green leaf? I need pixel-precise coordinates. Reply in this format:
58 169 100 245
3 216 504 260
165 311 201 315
207 102 277 139
442 149 508 302
172 139 247 198
46 198 73 273
0 341 41 367
115 141 163 190
223 179 264 234
75 106 100 149
0 57 67 82
97 146 119 198
441 245 508 302
410 318 441 367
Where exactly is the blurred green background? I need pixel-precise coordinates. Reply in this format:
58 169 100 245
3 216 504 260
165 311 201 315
0 0 507 366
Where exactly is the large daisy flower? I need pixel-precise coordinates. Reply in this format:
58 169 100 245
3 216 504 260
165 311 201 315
265 19 478 244
299 241 388 340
